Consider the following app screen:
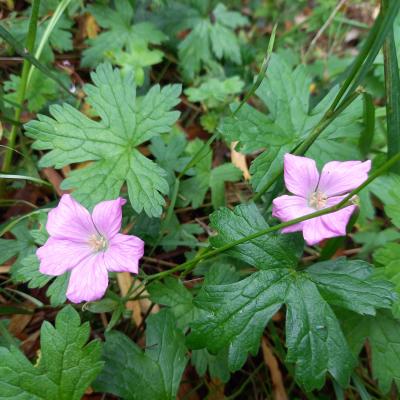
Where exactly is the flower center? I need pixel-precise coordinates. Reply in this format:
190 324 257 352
88 234 108 252
309 190 328 210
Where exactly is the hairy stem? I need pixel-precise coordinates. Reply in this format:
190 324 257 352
147 150 400 281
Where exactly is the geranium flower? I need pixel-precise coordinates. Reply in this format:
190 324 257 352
37 194 144 303
272 154 371 245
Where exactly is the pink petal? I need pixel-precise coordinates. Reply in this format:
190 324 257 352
92 198 126 239
281 223 303 233
46 194 95 241
302 205 356 245
37 238 92 276
103 234 144 273
320 206 356 236
272 195 313 222
283 154 319 198
318 160 371 197
66 253 109 303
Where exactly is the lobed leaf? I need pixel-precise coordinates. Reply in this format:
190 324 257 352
0 306 103 400
25 63 181 217
94 309 187 400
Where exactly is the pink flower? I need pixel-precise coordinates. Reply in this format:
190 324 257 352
37 194 144 303
272 154 371 245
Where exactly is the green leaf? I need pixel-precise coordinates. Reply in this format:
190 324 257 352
374 242 400 314
12 254 69 306
175 2 248 80
160 213 203 251
46 273 70 306
188 269 289 371
0 306 103 400
209 203 304 269
4 70 62 113
185 76 244 109
192 348 230 383
220 54 363 192
25 63 181 217
111 44 164 86
178 139 242 209
307 258 395 315
1 12 73 63
148 277 198 329
149 127 190 187
188 256 394 390
94 309 187 400
0 238 19 264
341 310 400 394
370 174 400 228
0 221 37 266
82 0 166 68
285 275 355 391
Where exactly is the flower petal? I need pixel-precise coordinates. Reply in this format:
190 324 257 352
281 223 303 233
46 194 95 241
103 234 144 273
283 154 319 198
272 195 313 222
37 238 92 276
66 253 109 303
318 160 371 197
92 198 126 239
302 205 356 245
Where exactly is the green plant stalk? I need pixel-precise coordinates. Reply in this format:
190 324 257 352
225 363 265 400
383 0 400 173
147 150 400 282
1 0 40 175
328 10 380 112
252 90 362 201
177 25 278 180
359 92 375 157
0 208 50 237
149 177 180 255
151 29 279 252
26 0 72 87
332 0 399 111
0 25 72 95
343 0 400 106
0 173 52 187
233 23 277 116
253 3 400 202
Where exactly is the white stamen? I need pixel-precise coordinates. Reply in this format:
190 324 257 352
309 191 328 210
88 234 108 252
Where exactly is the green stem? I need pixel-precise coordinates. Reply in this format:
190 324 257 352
382 0 400 173
252 90 362 202
177 25 277 181
149 27 278 253
177 130 219 179
1 0 40 175
147 150 400 281
26 0 72 88
149 178 180 255
233 24 277 116
225 362 265 400
0 25 73 96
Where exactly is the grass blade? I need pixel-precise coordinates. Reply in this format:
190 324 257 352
26 0 73 87
359 92 375 157
383 0 400 173
0 25 74 96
